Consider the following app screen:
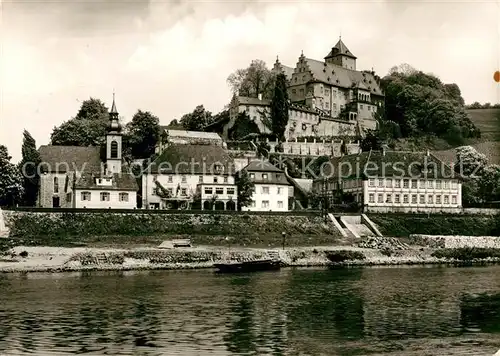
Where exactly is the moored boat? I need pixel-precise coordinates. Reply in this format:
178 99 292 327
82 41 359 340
213 259 281 273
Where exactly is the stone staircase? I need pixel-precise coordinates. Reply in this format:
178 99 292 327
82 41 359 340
337 215 380 238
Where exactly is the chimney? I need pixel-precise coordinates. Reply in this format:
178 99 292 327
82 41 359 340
311 98 316 109
258 93 263 101
426 150 430 156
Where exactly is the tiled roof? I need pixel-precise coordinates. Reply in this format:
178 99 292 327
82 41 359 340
243 159 283 173
278 64 295 81
160 129 222 141
318 151 455 180
38 145 102 173
325 39 356 59
74 171 139 191
304 58 384 96
147 144 236 175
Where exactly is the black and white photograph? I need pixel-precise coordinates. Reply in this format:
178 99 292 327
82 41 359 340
1 0 500 354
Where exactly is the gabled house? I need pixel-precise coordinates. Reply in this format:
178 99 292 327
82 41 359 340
142 143 238 210
240 160 291 212
37 94 139 209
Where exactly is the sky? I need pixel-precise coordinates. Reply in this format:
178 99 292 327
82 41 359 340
1 0 499 163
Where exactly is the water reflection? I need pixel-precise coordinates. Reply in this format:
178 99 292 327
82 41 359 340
1 266 500 355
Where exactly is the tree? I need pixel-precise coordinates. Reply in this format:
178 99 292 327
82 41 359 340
477 165 500 202
235 170 255 210
179 105 213 131
360 130 383 152
270 73 290 141
227 59 276 99
454 146 488 177
0 145 23 207
166 119 183 129
50 98 110 146
228 112 260 140
18 130 41 206
124 110 161 159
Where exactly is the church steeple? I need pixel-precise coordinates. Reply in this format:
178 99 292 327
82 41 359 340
106 92 122 174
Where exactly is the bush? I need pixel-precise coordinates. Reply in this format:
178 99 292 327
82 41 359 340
325 250 366 263
431 247 500 261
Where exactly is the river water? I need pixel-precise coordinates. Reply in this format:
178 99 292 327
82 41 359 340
1 265 500 355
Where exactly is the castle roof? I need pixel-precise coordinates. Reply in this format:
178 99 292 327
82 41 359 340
304 58 384 96
38 145 102 173
325 38 357 59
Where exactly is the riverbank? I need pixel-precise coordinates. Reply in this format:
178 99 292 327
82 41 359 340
2 243 500 273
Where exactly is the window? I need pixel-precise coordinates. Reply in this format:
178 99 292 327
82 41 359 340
67 192 72 203
452 195 457 204
428 195 433 204
395 179 401 188
168 176 173 183
360 104 364 110
204 187 213 195
215 188 224 195
213 177 218 183
403 179 409 188
262 200 270 208
436 180 442 189
436 195 442 204
292 89 296 94
54 177 59 193
262 187 269 194
411 180 417 189
262 173 268 180
250 173 255 179
277 201 284 209
181 175 187 183
167 188 173 195
443 181 449 189
395 194 400 203
377 194 383 203
277 187 282 195
119 192 129 202
386 194 392 203
403 195 409 203
427 180 433 188
451 181 458 189
411 194 417 204
419 179 425 188
199 176 203 183
227 188 235 195
378 179 384 187
110 140 118 159
369 179 375 187
100 192 110 201
386 179 393 188
224 176 228 183
369 194 375 203
251 200 256 207
180 188 186 196
81 191 91 201
444 195 449 204
419 195 425 204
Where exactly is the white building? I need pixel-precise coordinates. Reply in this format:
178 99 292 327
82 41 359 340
142 144 238 210
312 150 462 214
38 95 139 209
241 160 292 212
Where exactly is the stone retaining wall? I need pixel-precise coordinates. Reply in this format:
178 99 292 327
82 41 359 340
409 234 500 249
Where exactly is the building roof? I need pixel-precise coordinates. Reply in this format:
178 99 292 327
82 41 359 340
160 128 223 141
317 150 456 181
146 144 236 175
243 159 283 173
74 171 139 191
325 38 357 59
304 58 384 97
38 145 102 173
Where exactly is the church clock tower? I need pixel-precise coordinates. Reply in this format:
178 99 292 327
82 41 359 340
106 93 122 174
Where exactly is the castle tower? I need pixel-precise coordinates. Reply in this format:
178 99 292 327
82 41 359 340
106 92 122 174
324 36 357 70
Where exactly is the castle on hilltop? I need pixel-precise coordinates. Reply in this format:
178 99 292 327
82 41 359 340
220 38 385 142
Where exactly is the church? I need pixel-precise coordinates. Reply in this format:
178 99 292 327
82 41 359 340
37 95 139 209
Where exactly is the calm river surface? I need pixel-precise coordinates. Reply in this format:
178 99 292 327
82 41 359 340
1 266 500 355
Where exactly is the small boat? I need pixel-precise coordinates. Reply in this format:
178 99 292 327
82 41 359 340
213 259 281 273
